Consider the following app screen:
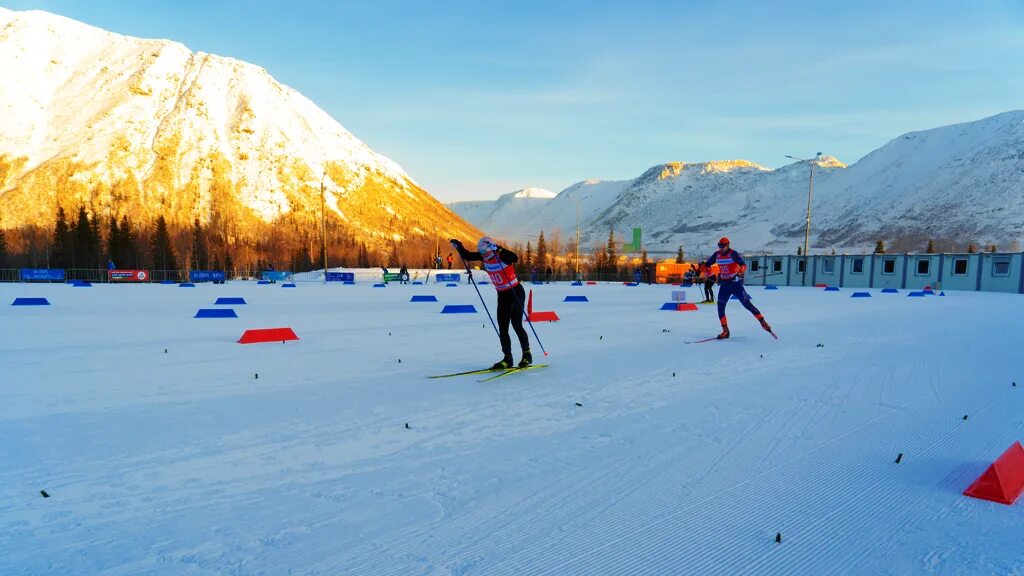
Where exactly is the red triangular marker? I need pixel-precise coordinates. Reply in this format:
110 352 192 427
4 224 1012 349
964 441 1024 505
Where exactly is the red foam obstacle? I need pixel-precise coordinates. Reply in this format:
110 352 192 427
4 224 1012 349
677 302 699 311
238 327 300 344
527 289 560 322
964 441 1024 505
814 283 828 288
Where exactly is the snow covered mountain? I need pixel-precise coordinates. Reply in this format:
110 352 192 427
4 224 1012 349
448 188 555 241
0 8 480 253
452 112 1024 256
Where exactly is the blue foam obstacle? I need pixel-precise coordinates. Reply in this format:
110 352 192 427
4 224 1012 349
851 292 872 298
257 280 271 285
411 281 424 285
441 304 477 314
939 291 946 296
764 285 778 290
343 281 355 285
571 281 584 286
564 295 589 302
907 291 925 297
477 281 490 285
445 283 458 287
373 283 386 288
72 281 92 287
410 295 438 302
194 308 238 318
12 297 50 306
625 282 639 287
282 283 296 288
179 282 196 287
161 280 177 285
881 288 898 293
660 302 678 310
824 286 840 292
215 297 247 305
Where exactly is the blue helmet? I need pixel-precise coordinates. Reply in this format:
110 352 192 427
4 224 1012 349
477 236 498 255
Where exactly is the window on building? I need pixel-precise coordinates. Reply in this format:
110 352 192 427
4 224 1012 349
851 258 864 274
916 259 930 275
797 260 806 273
993 258 1011 277
750 260 760 272
772 259 783 273
953 258 968 276
822 258 835 274
882 259 896 274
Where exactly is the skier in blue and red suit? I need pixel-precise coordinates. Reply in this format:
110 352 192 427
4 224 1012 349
451 236 532 369
704 236 772 339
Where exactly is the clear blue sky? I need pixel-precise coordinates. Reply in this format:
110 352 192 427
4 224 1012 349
8 0 1024 201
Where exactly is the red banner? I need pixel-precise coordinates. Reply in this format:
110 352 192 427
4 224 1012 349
108 269 150 282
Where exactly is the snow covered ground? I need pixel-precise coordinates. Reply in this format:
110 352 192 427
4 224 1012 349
2 280 1022 575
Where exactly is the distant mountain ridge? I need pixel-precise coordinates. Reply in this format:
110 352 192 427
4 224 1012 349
0 7 480 263
450 112 1024 255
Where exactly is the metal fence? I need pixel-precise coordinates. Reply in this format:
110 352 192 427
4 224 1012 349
7 255 1017 293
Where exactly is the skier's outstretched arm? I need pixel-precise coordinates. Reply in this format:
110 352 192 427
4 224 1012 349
450 239 482 262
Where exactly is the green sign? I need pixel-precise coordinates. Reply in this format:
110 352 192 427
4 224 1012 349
622 228 642 252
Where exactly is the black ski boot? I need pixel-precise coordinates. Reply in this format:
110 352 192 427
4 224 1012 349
491 354 514 370
518 349 533 368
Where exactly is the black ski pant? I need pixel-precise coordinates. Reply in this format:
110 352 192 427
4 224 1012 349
497 284 530 355
704 278 715 301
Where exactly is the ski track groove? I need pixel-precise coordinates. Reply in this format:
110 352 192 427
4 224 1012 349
491 389 1018 576
320 335 961 575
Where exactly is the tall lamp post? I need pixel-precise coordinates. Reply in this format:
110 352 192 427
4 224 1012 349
785 152 822 285
572 195 591 280
320 171 328 282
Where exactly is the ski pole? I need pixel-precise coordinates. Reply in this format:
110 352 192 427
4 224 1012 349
455 249 500 339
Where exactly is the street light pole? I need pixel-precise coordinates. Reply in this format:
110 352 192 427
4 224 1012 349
786 152 822 285
321 171 328 282
572 195 591 280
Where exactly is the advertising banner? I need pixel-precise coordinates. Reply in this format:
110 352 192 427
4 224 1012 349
109 269 150 282
189 270 226 283
326 272 355 282
19 268 65 281
435 273 461 283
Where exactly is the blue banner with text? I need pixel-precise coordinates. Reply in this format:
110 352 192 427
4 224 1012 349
260 271 290 282
20 268 65 281
189 270 226 283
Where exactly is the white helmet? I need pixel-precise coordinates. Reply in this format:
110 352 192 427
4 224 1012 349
477 236 498 255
